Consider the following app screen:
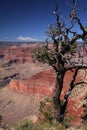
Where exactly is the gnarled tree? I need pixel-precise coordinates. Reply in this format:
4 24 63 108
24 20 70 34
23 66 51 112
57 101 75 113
33 0 87 123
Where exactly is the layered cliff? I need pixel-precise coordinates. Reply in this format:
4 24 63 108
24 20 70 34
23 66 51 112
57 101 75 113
9 69 56 96
0 43 87 127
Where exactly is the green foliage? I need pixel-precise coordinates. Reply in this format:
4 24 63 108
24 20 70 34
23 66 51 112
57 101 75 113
14 97 73 130
63 115 75 128
14 120 36 130
39 97 54 123
39 97 70 126
83 124 87 130
36 122 65 130
14 120 65 130
33 46 56 65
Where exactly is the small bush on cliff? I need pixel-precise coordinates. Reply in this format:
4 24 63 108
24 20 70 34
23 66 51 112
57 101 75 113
39 97 74 128
63 115 75 128
14 120 65 130
84 124 87 130
39 97 54 123
14 120 36 130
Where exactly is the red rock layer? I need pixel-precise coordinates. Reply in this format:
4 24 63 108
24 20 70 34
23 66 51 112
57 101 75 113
0 46 33 64
9 69 56 96
9 68 87 126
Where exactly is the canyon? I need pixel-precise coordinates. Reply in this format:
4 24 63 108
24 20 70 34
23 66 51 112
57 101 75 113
0 42 87 127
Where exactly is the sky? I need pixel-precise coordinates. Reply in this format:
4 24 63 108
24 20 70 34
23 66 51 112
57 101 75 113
0 0 87 42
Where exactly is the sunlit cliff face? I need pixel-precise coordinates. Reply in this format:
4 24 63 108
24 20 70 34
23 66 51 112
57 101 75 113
0 44 87 126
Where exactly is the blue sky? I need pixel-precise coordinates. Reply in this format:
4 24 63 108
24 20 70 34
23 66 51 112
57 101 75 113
0 0 87 42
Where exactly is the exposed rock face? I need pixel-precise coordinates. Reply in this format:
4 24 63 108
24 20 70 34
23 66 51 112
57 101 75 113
0 43 87 127
8 68 87 126
62 70 87 126
0 87 45 125
0 45 33 67
9 69 56 96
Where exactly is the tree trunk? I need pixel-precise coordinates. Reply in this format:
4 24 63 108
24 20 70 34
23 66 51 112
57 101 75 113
53 72 64 122
61 98 68 122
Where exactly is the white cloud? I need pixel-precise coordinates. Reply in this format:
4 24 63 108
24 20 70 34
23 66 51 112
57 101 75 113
17 35 37 41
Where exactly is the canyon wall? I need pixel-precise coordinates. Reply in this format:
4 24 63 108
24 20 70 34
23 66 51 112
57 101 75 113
9 69 56 96
0 43 87 126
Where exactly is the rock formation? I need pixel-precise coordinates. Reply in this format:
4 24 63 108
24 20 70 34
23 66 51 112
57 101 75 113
9 69 56 96
0 43 87 126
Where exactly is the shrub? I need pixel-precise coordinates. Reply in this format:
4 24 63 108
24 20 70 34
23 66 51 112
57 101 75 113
39 97 54 123
63 115 75 128
14 120 36 130
36 122 65 130
83 124 87 130
14 119 65 130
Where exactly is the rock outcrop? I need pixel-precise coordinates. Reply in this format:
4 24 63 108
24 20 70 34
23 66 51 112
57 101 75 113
8 67 87 126
0 87 45 125
9 69 56 96
0 45 33 67
0 43 87 127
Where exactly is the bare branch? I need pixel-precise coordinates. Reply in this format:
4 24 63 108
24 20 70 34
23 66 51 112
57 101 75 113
54 0 59 22
74 17 86 33
65 65 87 72
74 81 87 87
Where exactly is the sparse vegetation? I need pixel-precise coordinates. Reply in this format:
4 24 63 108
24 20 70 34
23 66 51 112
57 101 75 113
63 115 75 128
39 97 54 123
38 97 75 129
84 124 87 130
14 120 65 130
14 120 36 130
